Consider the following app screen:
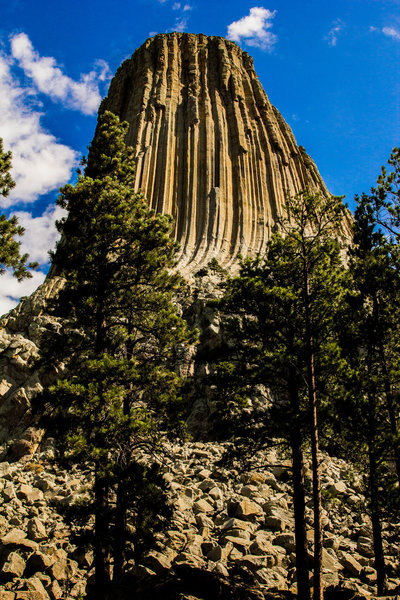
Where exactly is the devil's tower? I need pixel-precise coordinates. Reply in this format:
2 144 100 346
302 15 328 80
100 32 329 273
0 33 335 449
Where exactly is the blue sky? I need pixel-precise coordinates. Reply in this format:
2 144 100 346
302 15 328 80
1 0 399 313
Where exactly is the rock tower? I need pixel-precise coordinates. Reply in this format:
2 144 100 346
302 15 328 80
0 34 336 448
101 32 329 273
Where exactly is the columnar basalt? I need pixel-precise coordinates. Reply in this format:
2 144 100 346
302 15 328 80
101 33 329 274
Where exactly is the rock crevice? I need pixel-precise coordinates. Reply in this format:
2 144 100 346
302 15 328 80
101 33 329 274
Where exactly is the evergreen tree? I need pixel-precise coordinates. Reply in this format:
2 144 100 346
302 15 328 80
0 138 37 280
335 154 400 595
39 112 194 599
216 190 347 600
363 147 400 241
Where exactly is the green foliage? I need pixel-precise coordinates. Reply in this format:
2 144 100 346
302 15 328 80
39 111 194 596
216 189 347 433
361 147 400 241
213 189 348 600
330 149 400 595
336 152 400 515
0 138 15 197
0 138 38 281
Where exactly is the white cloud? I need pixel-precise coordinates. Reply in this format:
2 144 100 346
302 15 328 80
10 33 110 115
14 204 66 265
0 53 78 207
0 204 66 316
382 26 400 40
325 20 344 47
227 7 277 51
174 17 188 32
0 269 46 316
172 2 181 9
183 4 192 10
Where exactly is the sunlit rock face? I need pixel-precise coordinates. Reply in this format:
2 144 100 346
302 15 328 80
101 32 329 274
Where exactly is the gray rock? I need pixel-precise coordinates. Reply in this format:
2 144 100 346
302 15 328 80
3 484 16 502
249 537 276 557
207 542 232 562
173 552 205 568
327 481 347 496
16 485 43 504
24 577 50 600
254 567 288 589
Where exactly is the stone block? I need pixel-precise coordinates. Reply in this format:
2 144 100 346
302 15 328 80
27 519 47 542
2 552 26 579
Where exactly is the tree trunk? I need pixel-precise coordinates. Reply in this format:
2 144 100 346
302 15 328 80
304 269 323 600
378 339 400 484
368 440 387 596
94 468 111 600
366 372 387 598
113 332 135 586
113 479 126 585
289 369 311 600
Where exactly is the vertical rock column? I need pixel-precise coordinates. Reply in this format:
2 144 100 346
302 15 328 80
101 32 330 274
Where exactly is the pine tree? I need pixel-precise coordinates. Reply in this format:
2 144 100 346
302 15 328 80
0 138 37 280
335 155 400 594
353 149 400 486
39 112 194 599
216 189 347 600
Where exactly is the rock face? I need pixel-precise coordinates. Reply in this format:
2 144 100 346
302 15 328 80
101 32 329 274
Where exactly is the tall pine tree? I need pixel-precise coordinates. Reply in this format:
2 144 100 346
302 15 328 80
216 189 347 600
40 112 194 599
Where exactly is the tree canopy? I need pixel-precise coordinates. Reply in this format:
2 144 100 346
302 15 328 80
40 111 195 599
0 138 37 281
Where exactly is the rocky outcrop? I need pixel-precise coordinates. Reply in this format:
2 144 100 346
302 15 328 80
0 443 399 599
0 279 64 456
101 33 332 274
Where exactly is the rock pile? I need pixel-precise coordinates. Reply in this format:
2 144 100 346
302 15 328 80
0 440 399 599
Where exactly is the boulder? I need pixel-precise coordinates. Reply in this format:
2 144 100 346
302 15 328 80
230 498 263 520
48 559 68 581
16 486 42 504
26 552 55 573
27 519 46 542
143 551 171 575
273 533 296 553
357 536 374 558
24 578 49 600
235 554 276 571
339 552 363 576
193 499 214 514
1 552 26 580
207 542 233 562
327 481 347 496
2 552 26 579
0 591 15 599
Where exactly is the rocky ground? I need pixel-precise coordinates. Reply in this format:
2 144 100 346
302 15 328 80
1 281 400 599
0 439 399 599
